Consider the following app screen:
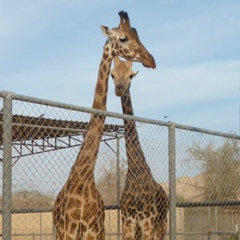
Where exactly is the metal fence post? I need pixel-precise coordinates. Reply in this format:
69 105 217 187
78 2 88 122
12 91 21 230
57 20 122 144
116 134 121 240
168 123 176 240
2 93 13 240
40 212 42 240
53 222 56 239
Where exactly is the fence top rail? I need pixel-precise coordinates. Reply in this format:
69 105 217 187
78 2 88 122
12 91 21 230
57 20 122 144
1 90 239 140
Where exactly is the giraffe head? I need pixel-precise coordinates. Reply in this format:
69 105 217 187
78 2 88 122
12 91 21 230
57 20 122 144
101 11 156 69
111 56 138 96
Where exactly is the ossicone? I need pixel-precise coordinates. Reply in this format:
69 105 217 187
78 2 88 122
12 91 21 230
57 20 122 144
118 10 131 29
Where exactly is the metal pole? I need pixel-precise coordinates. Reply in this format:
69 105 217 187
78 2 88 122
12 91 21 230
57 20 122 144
53 222 56 239
215 207 218 240
40 212 42 240
2 93 13 240
168 123 176 240
116 135 121 240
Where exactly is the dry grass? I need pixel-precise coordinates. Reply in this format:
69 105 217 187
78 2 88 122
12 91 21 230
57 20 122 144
0 210 123 240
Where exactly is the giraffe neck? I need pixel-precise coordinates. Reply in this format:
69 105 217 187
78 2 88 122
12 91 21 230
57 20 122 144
70 44 114 180
92 45 112 111
121 89 151 176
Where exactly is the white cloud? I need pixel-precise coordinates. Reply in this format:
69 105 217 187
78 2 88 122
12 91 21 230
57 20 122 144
130 60 240 111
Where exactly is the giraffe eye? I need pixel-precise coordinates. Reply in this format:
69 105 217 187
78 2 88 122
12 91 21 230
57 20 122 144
129 74 134 79
111 74 114 79
119 37 128 43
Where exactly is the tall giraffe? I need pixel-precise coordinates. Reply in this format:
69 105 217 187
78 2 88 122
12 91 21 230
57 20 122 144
53 11 156 240
111 57 169 240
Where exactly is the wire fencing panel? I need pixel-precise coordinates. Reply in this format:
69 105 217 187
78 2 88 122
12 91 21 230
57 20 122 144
174 127 240 240
0 92 240 240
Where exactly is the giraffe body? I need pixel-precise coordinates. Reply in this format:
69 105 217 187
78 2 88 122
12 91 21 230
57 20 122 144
53 11 156 240
111 57 169 240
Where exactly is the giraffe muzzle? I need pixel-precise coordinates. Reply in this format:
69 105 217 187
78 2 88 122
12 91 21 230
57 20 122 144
115 85 126 97
142 54 156 69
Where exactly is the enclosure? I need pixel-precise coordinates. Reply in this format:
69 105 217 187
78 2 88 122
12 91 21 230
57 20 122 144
0 91 240 240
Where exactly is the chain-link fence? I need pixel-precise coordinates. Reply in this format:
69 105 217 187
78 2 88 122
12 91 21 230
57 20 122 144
0 91 239 240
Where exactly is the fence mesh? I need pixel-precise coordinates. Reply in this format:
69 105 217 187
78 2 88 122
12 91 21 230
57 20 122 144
0 92 239 240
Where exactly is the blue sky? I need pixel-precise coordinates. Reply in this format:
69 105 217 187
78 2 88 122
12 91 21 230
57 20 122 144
1 1 239 133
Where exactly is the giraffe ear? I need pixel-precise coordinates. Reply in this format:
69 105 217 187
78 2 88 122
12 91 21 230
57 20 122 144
132 71 139 78
100 25 114 38
114 56 121 68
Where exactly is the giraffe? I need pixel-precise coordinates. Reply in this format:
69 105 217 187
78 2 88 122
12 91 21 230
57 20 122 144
53 11 156 240
111 56 169 240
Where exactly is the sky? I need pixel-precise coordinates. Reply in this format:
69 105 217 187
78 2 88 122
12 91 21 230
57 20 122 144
0 0 240 134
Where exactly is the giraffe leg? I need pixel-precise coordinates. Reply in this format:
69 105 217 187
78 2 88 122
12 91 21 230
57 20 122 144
76 221 104 240
154 218 168 240
56 232 74 240
85 233 105 240
138 218 154 240
55 231 60 240
122 217 137 240
55 229 67 240
85 228 105 240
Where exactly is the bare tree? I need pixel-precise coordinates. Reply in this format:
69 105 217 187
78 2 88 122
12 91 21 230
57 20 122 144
96 157 127 205
188 139 240 201
12 190 54 209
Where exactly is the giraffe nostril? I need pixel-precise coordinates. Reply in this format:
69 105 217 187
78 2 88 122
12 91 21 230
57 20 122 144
117 85 124 91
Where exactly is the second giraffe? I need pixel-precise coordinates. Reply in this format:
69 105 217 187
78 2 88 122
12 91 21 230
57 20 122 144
111 56 169 240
